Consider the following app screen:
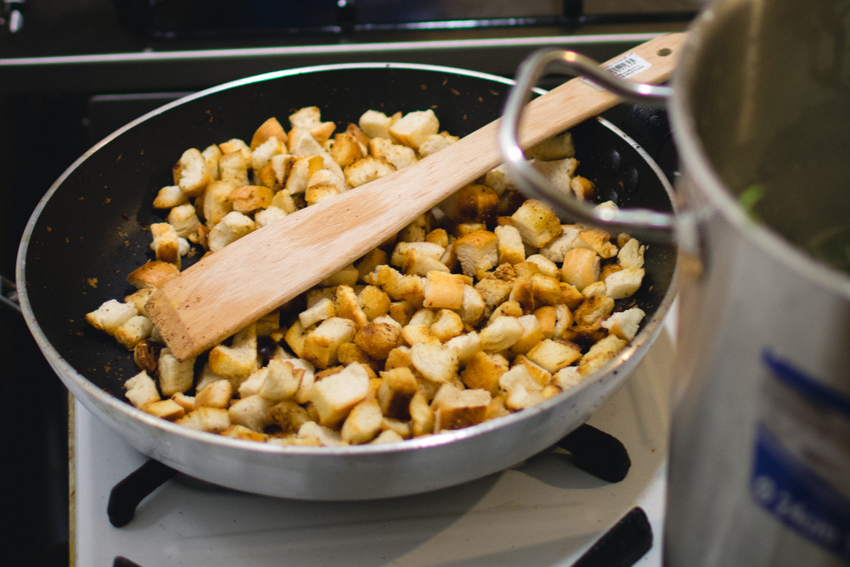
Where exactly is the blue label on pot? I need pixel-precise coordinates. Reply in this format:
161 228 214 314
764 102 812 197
750 350 850 560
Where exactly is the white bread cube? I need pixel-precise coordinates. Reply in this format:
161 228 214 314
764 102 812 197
526 131 575 161
430 309 464 342
172 148 210 197
604 267 645 299
194 379 233 409
446 331 481 362
114 315 153 350
483 164 517 196
208 211 256 252
202 180 237 226
618 238 645 269
218 150 250 187
499 365 545 411
259 358 303 402
228 395 274 432
417 133 458 157
601 307 646 341
124 288 155 317
167 203 201 239
249 117 288 151
377 366 419 419
423 271 465 310
343 156 396 188
579 335 627 377
532 157 578 191
479 316 524 352
371 430 405 444
458 285 486 327
561 248 600 292
126 260 180 289
124 370 160 409
237 367 268 398
411 341 459 383
290 358 317 405
175 407 231 433
570 176 596 201
86 299 138 335
299 297 336 329
494 224 525 265
218 138 252 163
389 109 439 149
341 398 384 444
454 230 499 278
287 127 326 157
552 366 583 390
368 137 417 170
359 110 394 139
150 222 181 268
153 185 188 209
574 227 619 259
308 362 371 427
410 390 435 437
525 254 559 278
297 421 345 446
158 349 195 397
250 135 285 173
202 144 222 182
254 205 287 228
574 295 615 326
142 399 186 421
539 225 581 263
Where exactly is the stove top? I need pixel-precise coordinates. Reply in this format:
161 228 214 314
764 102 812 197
71 312 676 567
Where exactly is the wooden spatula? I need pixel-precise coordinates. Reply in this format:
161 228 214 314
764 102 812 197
147 33 686 361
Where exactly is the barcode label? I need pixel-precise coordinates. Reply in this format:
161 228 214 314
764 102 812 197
583 53 652 90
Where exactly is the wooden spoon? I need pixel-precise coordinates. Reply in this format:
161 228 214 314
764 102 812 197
147 33 686 361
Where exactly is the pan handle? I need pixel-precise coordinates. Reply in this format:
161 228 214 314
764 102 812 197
499 47 676 239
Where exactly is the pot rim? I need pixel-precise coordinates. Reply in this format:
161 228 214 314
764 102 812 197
669 10 850 298
16 61 678 461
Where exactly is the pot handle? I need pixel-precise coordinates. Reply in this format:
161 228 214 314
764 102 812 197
500 47 676 239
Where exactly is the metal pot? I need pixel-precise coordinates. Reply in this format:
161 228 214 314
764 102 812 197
501 2 850 564
17 63 678 500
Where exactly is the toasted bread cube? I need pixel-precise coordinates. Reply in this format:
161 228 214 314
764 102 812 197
299 297 336 329
218 150 250 187
511 200 563 248
114 315 153 350
172 148 210 197
432 384 491 431
561 248 600 292
124 370 160 409
208 323 258 380
454 230 499 278
288 358 316 405
320 263 359 288
343 156 396 188
391 241 444 267
194 379 233 409
259 358 304 402
229 185 273 215
388 300 417 327
201 144 222 181
369 429 403 444
488 300 524 325
460 351 508 395
305 185 341 207
355 316 403 360
494 224 525 265
422 271 465 310
334 285 369 329
170 392 195 411
238 367 268 398
142 399 185 421
302 317 357 369
574 227 618 259
359 110 394 139
208 211 256 252
175 407 231 433
368 137 418 170
604 268 645 299
430 309 464 342
389 109 439 149
124 288 155 318
539 225 581 263
329 132 364 168
409 391 435 437
296 421 345 446
513 354 553 386
218 138 252 163
284 320 308 359
254 206 287 228
166 203 201 239
532 157 578 191
570 175 596 201
552 366 583 389
417 132 459 157
377 366 418 419
86 299 138 335
582 280 608 298
308 363 371 427
401 249 450 277
440 184 499 225
527 131 575 161
158 349 195 397
474 277 513 319
250 117 287 150
250 135 285 175
153 185 189 209
574 295 615 326
357 285 391 320
498 365 545 411
126 260 180 290
508 314 544 355
480 316 524 352
526 338 582 374
267 400 311 433
380 417 412 439
341 398 383 444
579 335 627 377
526 254 560 279
228 395 274 432
410 341 459 383
202 180 236 226
601 307 646 341
150 222 181 268
618 238 645 269
355 248 389 283
402 323 440 346
483 164 518 196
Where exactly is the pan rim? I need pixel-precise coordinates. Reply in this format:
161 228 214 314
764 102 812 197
16 62 678 460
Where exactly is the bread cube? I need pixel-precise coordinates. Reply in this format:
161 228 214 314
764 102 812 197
460 351 508 396
579 335 627 377
526 338 582 374
308 363 371 427
194 379 233 409
355 316 403 360
124 370 161 409
511 200 563 248
86 299 139 335
454 230 499 278
341 398 384 444
172 148 210 197
175 407 231 433
410 341 459 383
208 323 258 380
114 315 153 350
389 109 439 149
604 268 645 299
432 383 491 431
601 307 646 341
479 316 524 352
302 317 357 369
228 395 274 432
208 211 256 252
153 185 189 209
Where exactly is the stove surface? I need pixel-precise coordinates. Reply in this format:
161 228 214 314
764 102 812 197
72 315 676 567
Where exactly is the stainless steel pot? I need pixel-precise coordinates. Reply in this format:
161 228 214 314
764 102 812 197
17 62 678 501
501 2 850 565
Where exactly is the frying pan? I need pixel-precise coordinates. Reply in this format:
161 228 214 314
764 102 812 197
17 63 678 500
